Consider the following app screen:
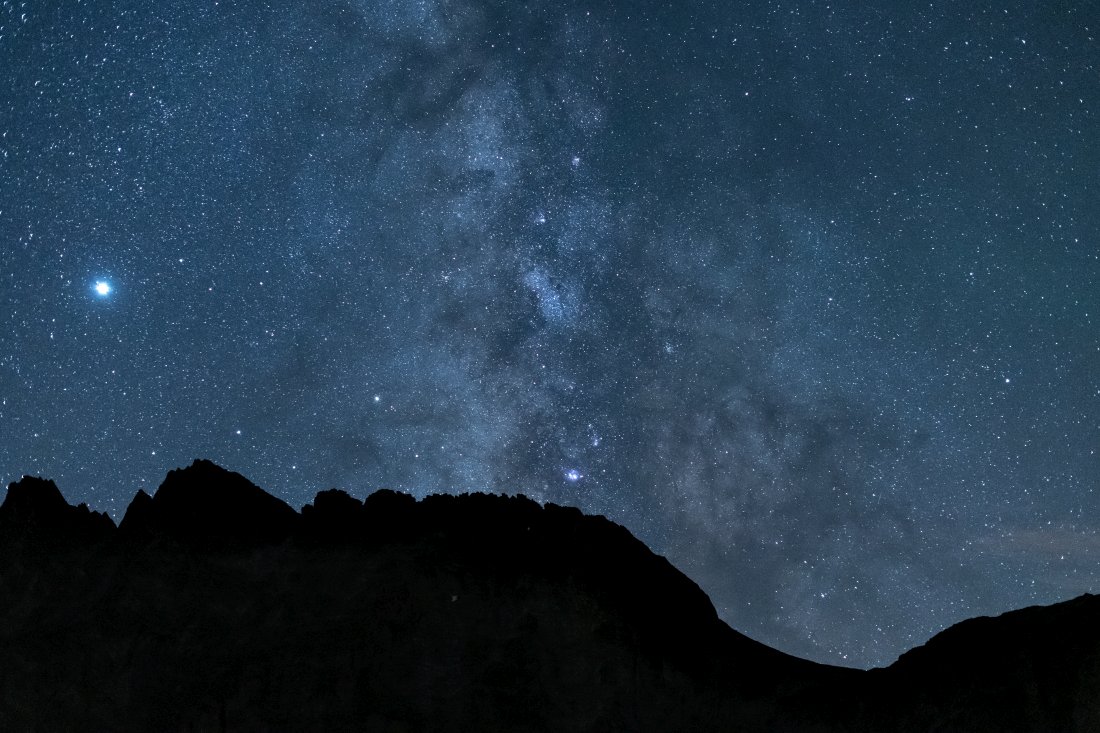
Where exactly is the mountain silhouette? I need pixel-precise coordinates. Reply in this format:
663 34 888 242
0 459 1096 731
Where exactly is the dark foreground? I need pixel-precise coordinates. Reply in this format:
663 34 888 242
0 460 1096 731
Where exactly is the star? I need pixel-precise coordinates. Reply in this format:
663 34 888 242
564 469 583 482
93 281 111 296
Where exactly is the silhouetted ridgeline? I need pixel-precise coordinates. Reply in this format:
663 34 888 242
0 460 1097 732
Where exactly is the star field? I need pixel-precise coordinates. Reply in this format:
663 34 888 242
1 0 1097 667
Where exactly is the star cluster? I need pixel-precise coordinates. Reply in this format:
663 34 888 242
1 0 1097 667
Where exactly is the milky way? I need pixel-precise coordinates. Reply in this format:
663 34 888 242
1 0 1097 667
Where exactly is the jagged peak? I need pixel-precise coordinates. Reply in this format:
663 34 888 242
0 475 115 538
117 488 154 535
1 475 70 515
121 459 298 545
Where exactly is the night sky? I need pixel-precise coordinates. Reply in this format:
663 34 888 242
2 0 1097 668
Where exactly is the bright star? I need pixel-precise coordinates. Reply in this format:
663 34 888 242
94 281 111 296
564 469 582 482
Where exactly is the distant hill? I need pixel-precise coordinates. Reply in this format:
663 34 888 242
0 459 1096 731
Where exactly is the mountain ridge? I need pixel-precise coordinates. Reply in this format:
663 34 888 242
0 459 1096 731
